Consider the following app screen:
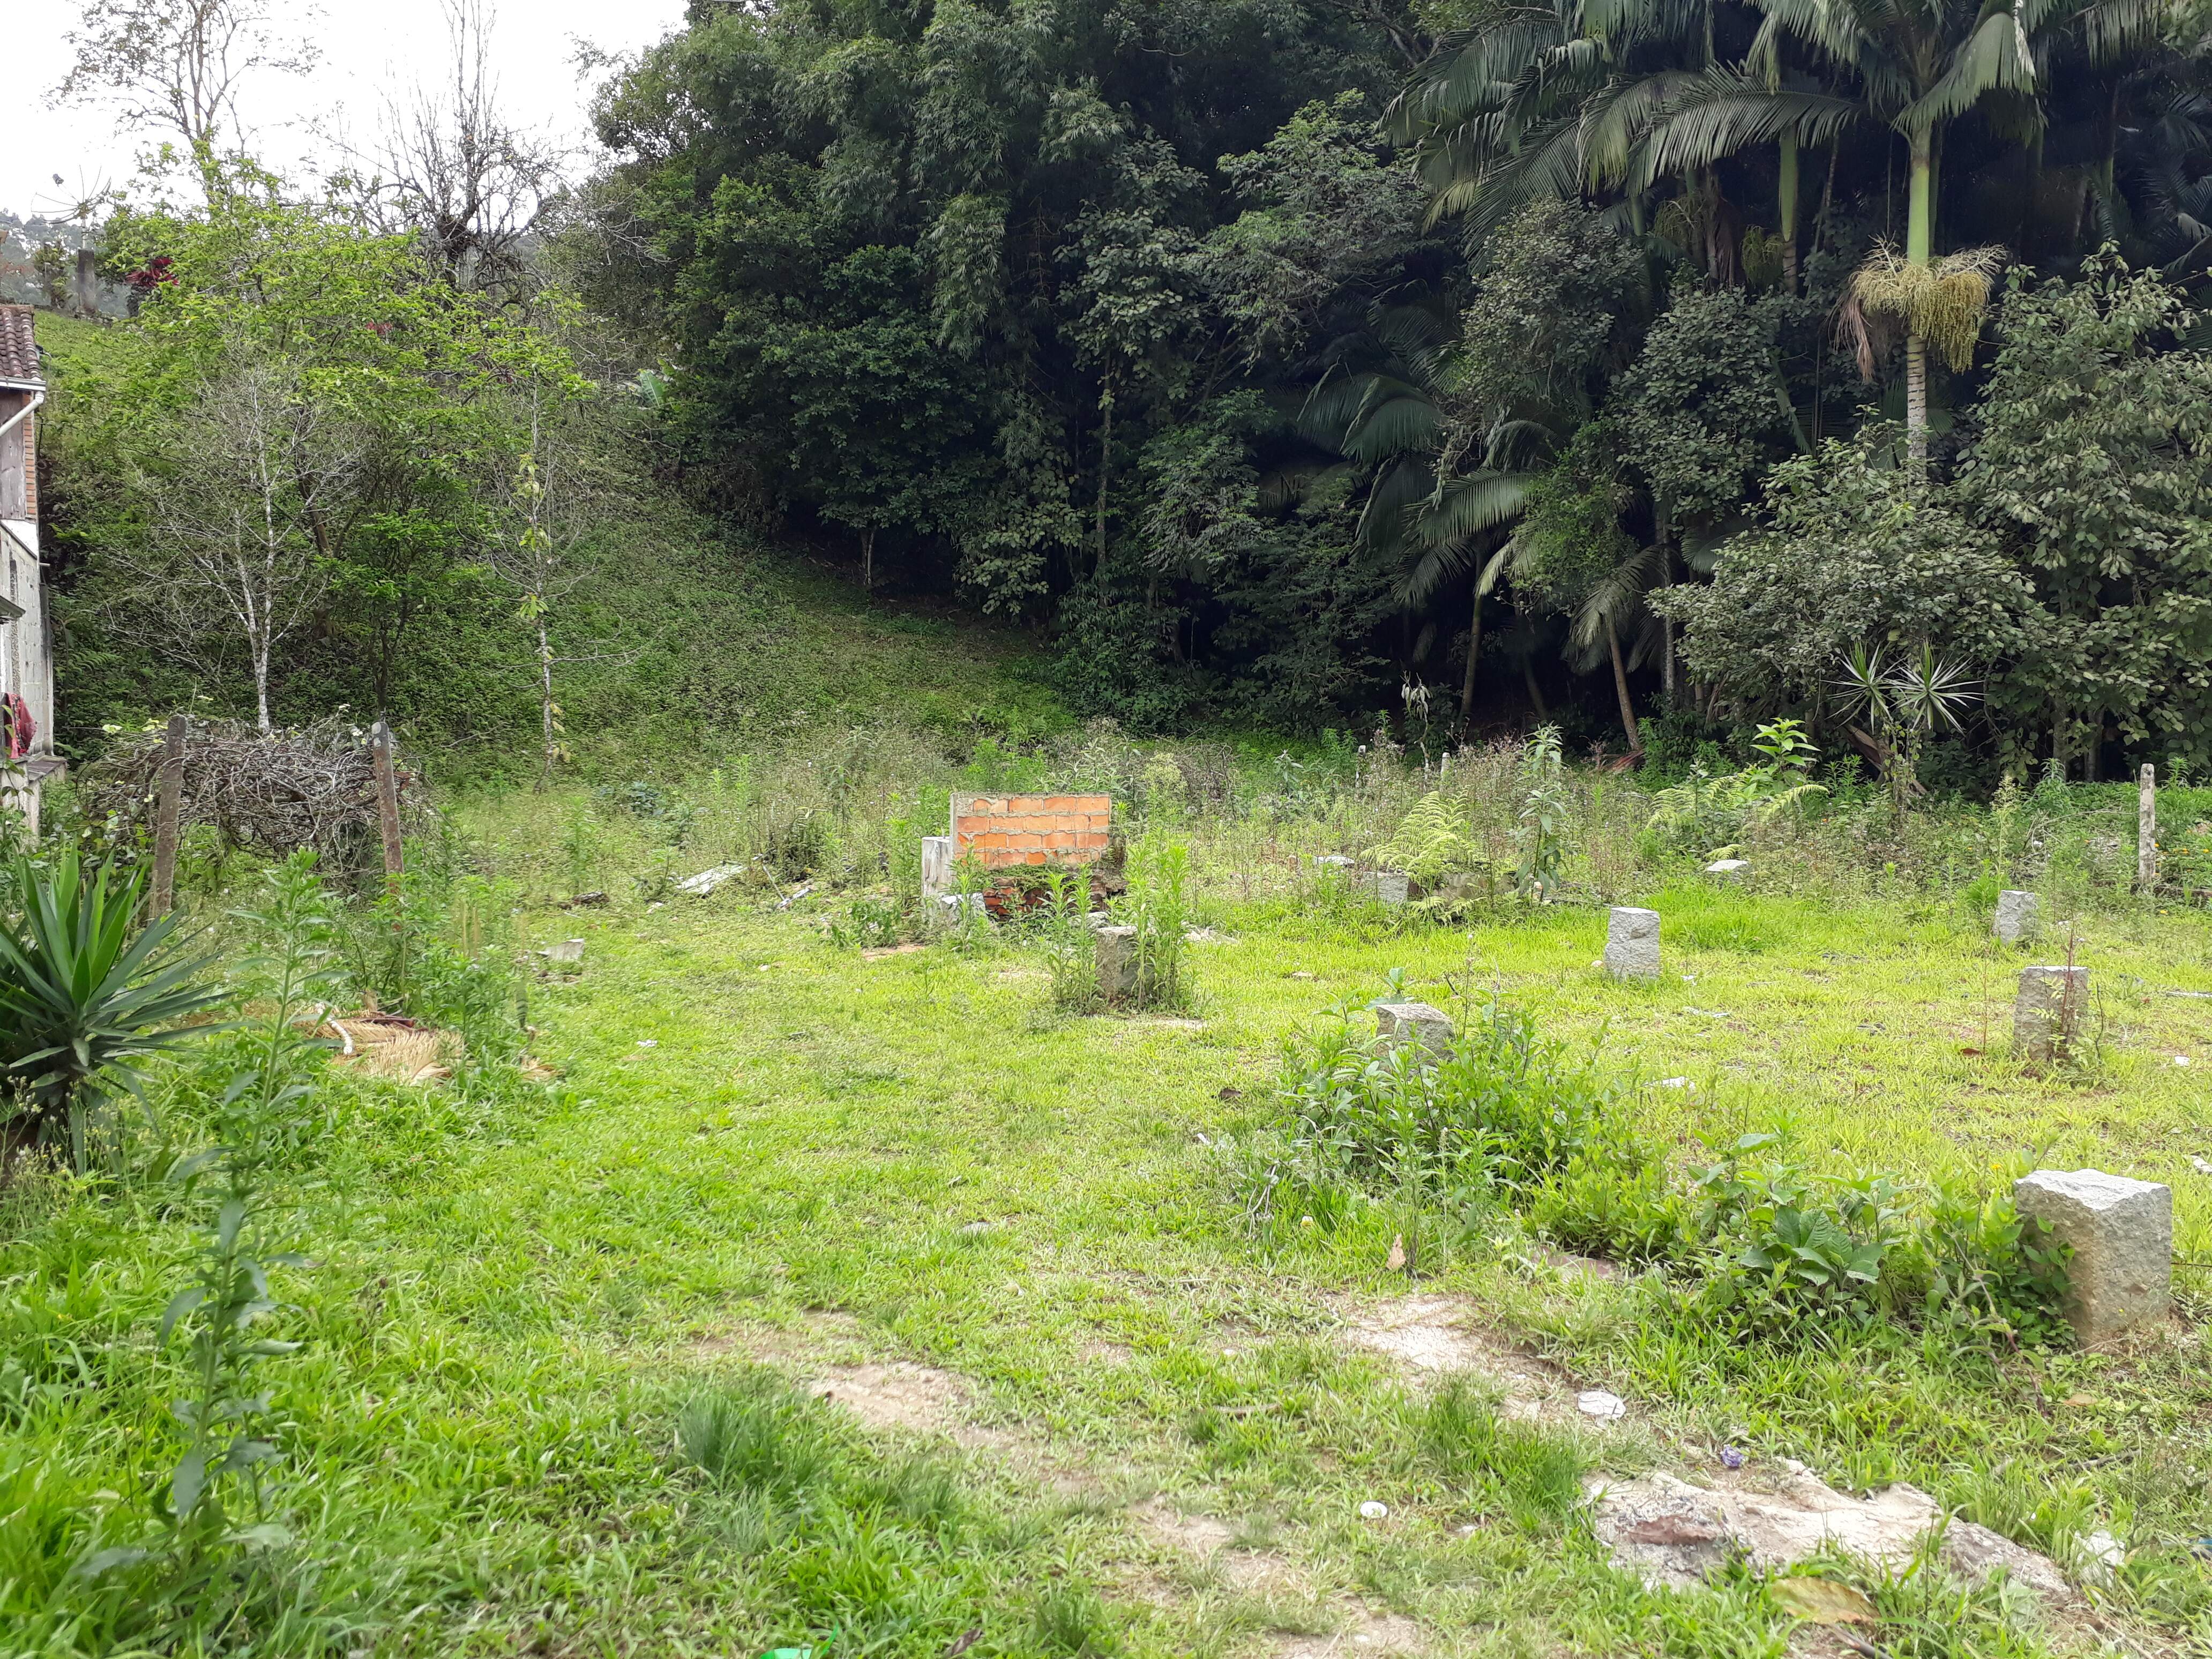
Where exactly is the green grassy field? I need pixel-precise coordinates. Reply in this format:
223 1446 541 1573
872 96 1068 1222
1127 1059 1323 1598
12 814 2212 1657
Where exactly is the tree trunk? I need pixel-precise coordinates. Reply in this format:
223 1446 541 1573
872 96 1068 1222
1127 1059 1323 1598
1903 127 1935 479
1778 130 1799 294
1095 386 1113 560
536 612 556 791
1459 588 1483 732
862 526 875 593
1522 654 1548 720
1904 333 1929 474
1605 615 1640 749
253 633 273 735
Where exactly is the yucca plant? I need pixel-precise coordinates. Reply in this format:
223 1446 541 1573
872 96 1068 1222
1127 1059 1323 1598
0 853 225 1173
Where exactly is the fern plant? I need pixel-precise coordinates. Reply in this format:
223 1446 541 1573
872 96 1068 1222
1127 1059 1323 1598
1645 720 1828 857
1365 792 1490 890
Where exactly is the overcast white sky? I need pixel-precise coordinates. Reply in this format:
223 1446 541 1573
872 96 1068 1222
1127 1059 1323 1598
6 1 690 220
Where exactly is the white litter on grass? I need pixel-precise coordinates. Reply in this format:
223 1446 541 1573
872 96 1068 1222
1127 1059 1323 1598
1577 1390 1627 1421
2175 1055 2193 1067
2080 1528 2125 1585
1660 1077 1694 1089
2193 1156 2212 1175
637 1038 658 1049
677 863 746 896
1358 1501 1389 1521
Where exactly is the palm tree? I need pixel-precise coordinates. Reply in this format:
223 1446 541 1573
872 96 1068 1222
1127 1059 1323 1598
1645 0 2154 468
1303 310 1536 729
1389 0 1718 237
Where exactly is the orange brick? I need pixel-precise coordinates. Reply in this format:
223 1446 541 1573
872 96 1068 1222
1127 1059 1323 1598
1046 831 1074 849
1025 850 1047 865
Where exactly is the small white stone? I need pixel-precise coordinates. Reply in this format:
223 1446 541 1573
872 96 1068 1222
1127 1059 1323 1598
1660 1077 1693 1089
1577 1389 1627 1421
2176 1055 2193 1067
636 1038 657 1048
2193 1156 2212 1175
1358 1500 1389 1521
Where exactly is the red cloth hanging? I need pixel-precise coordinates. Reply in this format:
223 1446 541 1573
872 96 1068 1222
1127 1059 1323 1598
3 693 34 761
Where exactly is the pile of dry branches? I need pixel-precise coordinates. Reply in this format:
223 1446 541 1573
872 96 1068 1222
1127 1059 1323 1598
82 718 414 870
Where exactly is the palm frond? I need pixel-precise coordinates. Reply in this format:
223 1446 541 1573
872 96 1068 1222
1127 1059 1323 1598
1637 71 1866 184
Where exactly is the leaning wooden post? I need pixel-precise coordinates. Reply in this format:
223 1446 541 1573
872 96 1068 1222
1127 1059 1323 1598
371 719 405 895
2139 763 2158 894
148 713 186 918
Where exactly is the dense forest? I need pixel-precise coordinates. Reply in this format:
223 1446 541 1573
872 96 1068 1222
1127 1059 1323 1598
31 0 2212 785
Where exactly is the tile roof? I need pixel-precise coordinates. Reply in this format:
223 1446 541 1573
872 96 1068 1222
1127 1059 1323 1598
0 307 41 387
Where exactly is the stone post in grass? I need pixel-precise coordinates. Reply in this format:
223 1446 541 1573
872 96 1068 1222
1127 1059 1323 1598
2014 1169 2170 1346
921 835 953 899
1095 925 1139 1007
2139 764 2157 893
1605 907 1661 981
1993 890 2039 945
2014 965 2088 1063
1375 1001 1453 1062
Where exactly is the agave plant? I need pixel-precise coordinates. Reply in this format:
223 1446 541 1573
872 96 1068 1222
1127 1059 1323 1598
1835 642 1981 813
0 854 225 1172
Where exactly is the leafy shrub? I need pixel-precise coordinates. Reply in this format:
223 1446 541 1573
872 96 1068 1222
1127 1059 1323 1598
1691 1135 1912 1324
1513 726 1573 898
828 896 908 950
1117 829 1192 1012
1246 998 1647 1234
1915 1185 2071 1344
1645 719 1827 858
1040 869 1100 1013
1238 992 2070 1350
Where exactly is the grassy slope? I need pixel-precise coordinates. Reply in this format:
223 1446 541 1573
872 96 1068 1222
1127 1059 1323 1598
18 838 2210 1656
31 305 1069 773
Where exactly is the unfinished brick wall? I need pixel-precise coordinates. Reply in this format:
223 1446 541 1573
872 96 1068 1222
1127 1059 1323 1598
950 793 1112 868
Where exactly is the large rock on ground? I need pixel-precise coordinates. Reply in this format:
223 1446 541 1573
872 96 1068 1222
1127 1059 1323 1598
2014 1169 2171 1346
1592 1463 2071 1601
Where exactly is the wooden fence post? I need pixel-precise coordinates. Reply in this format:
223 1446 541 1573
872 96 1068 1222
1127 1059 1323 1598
149 713 186 918
2139 762 2158 893
371 719 405 893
